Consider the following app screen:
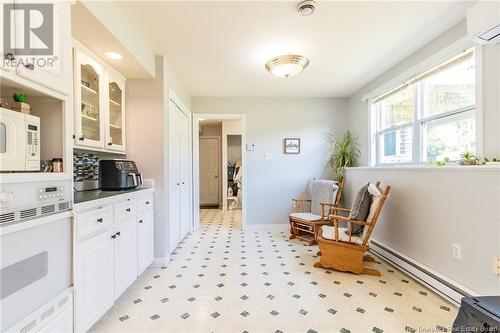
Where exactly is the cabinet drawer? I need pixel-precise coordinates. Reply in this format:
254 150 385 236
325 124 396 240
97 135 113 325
137 193 153 212
114 198 136 221
77 206 113 240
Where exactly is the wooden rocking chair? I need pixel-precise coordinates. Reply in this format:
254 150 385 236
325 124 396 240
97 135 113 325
314 182 390 276
289 179 344 245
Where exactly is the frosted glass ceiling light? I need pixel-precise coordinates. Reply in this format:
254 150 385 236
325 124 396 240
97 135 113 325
265 55 309 78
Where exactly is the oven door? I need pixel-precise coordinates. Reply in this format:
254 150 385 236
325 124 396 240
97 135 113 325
0 107 26 171
0 215 72 331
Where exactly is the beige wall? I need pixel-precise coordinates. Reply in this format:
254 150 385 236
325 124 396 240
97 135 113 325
344 168 500 296
192 97 349 225
126 56 191 261
344 20 500 296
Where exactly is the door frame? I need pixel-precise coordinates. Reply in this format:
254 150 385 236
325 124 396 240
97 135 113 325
199 136 221 206
193 113 247 230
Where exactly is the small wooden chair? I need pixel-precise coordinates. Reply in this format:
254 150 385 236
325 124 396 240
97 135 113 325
289 180 344 245
314 182 390 276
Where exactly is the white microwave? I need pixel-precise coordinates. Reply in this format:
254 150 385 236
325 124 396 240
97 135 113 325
0 107 40 171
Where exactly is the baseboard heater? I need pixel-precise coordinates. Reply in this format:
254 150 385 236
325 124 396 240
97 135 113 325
369 240 479 306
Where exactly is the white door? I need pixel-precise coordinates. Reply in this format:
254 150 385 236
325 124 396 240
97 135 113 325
179 109 191 239
15 1 72 95
168 100 191 253
168 101 181 253
75 231 114 333
113 219 138 300
199 137 220 206
137 210 154 275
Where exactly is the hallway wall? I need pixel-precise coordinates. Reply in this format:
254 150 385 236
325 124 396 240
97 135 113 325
192 97 348 226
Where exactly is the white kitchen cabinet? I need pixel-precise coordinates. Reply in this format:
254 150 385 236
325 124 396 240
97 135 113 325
15 1 72 95
113 218 138 300
38 306 73 333
73 46 127 154
73 48 105 149
74 189 154 332
75 230 114 333
137 210 154 275
105 71 126 152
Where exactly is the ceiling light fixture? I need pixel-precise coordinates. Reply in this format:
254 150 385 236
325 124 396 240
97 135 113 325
105 51 123 60
297 0 316 16
265 54 310 78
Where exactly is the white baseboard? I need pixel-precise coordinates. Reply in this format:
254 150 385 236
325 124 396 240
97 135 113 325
370 239 480 306
243 223 289 231
150 256 171 268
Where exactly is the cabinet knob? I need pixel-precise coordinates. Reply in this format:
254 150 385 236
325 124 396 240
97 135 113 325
176 183 180 186
145 201 150 205
116 232 121 236
24 63 34 70
139 220 143 224
96 218 103 223
108 142 112 146
111 234 117 239
126 208 131 212
4 52 15 61
78 136 84 141
182 182 185 185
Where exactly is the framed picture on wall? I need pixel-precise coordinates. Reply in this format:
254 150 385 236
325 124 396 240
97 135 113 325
284 138 300 154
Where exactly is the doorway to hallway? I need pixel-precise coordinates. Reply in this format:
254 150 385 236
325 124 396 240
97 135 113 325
193 114 247 230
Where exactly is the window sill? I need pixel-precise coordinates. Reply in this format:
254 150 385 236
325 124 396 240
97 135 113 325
346 164 500 172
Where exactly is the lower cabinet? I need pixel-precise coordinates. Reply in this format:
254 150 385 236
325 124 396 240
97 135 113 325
137 210 154 275
75 230 114 333
113 218 138 299
74 190 154 333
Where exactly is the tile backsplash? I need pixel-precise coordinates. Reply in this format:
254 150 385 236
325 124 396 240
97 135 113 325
73 152 100 182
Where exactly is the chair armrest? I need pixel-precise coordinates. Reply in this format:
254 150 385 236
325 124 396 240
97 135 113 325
332 207 351 212
292 199 312 203
328 214 370 226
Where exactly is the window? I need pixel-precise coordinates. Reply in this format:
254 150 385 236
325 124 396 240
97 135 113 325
371 48 476 165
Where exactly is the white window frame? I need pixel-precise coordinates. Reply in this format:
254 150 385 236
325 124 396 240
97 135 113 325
364 37 483 167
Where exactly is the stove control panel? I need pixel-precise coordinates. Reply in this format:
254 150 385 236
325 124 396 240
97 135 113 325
38 186 65 201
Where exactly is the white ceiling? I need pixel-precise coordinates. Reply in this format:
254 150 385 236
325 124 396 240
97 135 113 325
116 1 473 98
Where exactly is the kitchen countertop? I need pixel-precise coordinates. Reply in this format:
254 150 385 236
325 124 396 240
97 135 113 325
74 186 153 205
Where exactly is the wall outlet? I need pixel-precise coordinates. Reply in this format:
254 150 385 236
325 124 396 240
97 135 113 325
493 257 500 276
452 243 462 260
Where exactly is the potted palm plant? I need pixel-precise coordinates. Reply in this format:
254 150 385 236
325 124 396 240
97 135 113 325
327 130 361 181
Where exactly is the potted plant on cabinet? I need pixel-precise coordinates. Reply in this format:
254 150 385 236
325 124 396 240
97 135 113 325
11 93 30 114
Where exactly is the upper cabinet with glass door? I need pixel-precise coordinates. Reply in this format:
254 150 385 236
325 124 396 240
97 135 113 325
74 49 105 149
106 72 126 152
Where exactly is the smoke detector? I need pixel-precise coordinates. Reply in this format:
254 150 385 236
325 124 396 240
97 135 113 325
297 0 316 16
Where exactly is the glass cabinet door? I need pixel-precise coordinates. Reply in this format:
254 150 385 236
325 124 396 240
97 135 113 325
80 63 101 142
107 78 125 151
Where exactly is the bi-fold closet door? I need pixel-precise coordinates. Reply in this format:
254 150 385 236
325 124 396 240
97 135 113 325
169 100 192 253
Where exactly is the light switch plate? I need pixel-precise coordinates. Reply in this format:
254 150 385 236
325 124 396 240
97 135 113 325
246 143 256 151
493 257 500 275
265 153 272 160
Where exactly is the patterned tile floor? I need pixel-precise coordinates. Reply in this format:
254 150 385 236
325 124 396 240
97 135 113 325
90 209 458 333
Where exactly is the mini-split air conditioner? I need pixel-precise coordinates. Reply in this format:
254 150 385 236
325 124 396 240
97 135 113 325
467 1 500 45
